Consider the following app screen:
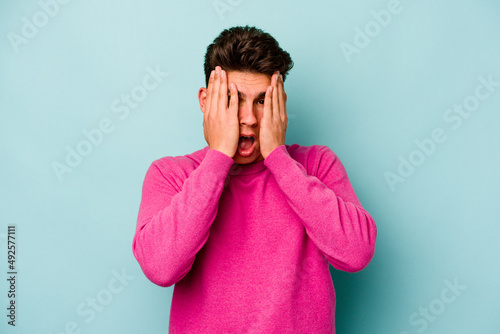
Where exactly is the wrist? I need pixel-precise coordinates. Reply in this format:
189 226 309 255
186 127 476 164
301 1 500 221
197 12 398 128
211 147 233 159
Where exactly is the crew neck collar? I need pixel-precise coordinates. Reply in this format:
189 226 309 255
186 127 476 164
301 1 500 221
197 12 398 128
229 158 266 175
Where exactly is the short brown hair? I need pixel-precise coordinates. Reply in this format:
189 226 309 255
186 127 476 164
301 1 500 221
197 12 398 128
203 25 294 87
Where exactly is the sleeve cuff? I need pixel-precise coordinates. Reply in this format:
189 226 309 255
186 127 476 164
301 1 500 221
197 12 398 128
201 148 235 176
263 145 290 172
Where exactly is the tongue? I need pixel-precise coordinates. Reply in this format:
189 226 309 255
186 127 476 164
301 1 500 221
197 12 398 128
239 138 253 150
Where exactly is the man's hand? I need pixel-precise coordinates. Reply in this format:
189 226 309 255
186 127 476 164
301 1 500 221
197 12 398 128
260 71 288 159
203 66 239 158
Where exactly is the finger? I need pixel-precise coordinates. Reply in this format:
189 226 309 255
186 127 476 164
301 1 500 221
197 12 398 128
210 66 221 117
277 73 286 122
205 69 215 116
229 82 238 113
264 84 273 122
272 72 280 122
218 69 228 114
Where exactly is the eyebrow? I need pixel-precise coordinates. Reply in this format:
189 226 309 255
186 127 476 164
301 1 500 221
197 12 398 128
227 90 267 100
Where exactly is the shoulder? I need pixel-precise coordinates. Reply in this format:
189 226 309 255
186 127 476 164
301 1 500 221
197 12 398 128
144 146 209 189
152 145 207 168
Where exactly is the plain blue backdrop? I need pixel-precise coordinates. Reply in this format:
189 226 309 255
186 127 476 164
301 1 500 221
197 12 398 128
1 0 499 333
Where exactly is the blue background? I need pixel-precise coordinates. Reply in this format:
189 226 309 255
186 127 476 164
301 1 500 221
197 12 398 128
1 0 499 333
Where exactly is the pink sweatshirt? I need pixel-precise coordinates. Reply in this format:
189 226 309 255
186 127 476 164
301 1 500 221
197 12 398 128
133 144 377 333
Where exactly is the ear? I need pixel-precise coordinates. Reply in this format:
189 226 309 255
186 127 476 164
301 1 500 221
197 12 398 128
198 87 207 113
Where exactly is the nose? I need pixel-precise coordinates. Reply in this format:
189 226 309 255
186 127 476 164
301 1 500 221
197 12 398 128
238 101 258 127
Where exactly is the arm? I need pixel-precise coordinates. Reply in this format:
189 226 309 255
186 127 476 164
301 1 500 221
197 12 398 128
132 149 234 287
263 145 377 273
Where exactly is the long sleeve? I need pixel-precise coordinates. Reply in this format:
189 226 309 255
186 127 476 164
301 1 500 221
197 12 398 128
263 145 377 273
132 149 234 287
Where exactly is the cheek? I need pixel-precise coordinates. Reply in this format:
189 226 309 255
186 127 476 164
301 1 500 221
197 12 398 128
256 108 264 120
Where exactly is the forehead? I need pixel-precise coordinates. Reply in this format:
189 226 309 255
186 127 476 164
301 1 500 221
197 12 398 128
226 71 271 96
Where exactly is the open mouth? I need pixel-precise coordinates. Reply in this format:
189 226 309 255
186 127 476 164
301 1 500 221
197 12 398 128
238 135 256 156
239 135 255 142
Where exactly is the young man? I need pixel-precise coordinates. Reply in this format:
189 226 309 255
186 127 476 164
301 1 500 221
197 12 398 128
132 25 377 333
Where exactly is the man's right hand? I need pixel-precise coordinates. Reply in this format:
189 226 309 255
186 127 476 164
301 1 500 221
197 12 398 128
203 66 240 158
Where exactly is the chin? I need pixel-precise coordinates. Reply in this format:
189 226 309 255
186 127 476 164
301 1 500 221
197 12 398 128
233 150 263 165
